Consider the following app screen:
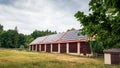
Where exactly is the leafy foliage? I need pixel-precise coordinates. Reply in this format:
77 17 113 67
0 24 3 47
19 45 25 50
0 24 56 48
67 28 76 32
75 0 120 53
0 30 19 48
31 30 56 39
90 41 104 54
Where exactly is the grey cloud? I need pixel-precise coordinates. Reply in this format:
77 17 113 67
0 0 15 5
0 0 89 34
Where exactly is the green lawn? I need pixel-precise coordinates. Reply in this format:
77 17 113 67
0 49 119 68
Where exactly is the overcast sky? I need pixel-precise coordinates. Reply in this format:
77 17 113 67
0 0 90 35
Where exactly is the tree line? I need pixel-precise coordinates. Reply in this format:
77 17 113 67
0 24 56 48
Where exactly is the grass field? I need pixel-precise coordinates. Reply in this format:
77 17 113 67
0 49 120 68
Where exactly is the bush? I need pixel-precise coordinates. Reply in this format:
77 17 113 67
19 45 25 50
89 41 104 57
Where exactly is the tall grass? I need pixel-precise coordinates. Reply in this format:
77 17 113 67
0 49 119 68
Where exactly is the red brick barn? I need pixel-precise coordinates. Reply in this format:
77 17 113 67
29 30 92 56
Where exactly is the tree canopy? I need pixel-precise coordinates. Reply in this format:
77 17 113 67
31 30 56 39
0 25 56 48
75 0 120 50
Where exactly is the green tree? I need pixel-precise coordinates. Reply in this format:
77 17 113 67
0 24 3 31
1 30 14 48
0 24 3 47
75 0 120 51
0 24 57 49
14 26 19 48
31 30 56 39
67 28 76 32
25 35 34 48
89 41 104 56
18 33 26 48
1 29 19 48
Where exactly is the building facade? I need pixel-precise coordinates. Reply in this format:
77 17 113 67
29 30 92 56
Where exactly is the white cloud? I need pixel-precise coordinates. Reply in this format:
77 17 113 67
0 0 89 34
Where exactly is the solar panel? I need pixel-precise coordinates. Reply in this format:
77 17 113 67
29 30 87 45
61 30 86 41
30 36 47 45
43 33 65 42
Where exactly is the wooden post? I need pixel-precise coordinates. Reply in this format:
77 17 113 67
77 42 80 55
66 43 69 54
51 44 53 53
39 44 41 51
58 43 60 53
44 44 46 52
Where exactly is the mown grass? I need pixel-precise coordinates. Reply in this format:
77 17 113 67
0 48 120 68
